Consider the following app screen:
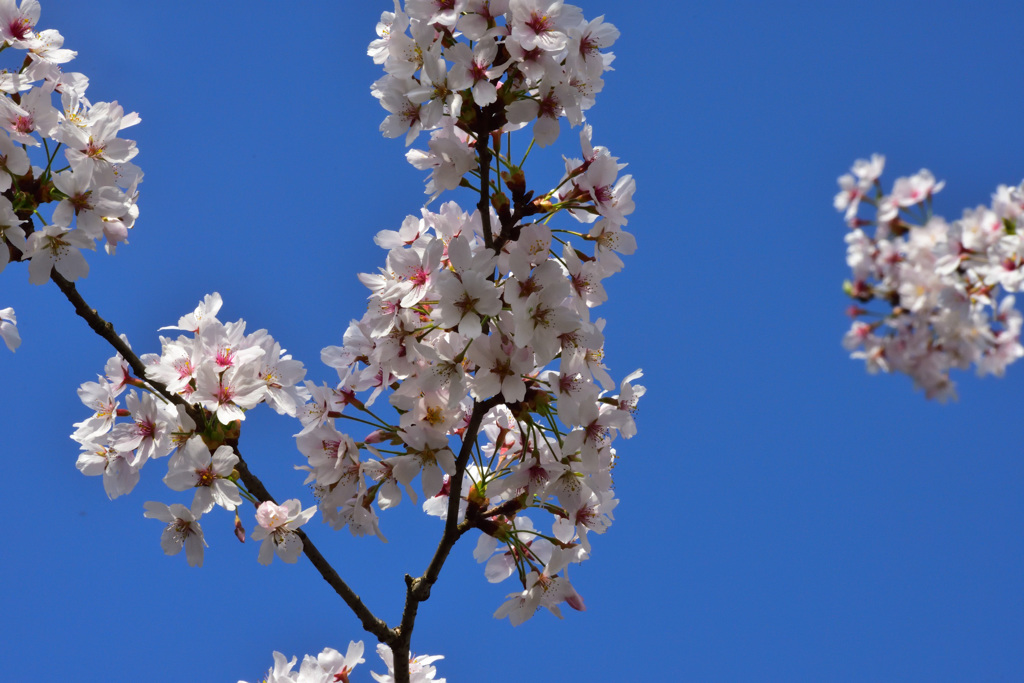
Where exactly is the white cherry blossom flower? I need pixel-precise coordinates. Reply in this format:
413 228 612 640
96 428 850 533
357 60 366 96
163 436 242 514
25 220 94 285
143 501 207 567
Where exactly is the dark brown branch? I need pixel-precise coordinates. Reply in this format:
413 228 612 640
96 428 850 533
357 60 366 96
51 270 184 409
51 270 392 644
229 440 392 642
476 129 494 251
471 99 508 254
389 394 503 680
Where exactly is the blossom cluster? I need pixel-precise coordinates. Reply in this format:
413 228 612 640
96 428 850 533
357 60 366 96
72 293 315 566
270 0 643 628
836 154 1024 399
0 0 144 350
370 0 618 150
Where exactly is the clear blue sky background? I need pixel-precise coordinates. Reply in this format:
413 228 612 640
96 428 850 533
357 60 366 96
2 1 1023 681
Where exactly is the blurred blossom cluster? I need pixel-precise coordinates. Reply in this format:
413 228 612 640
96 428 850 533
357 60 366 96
837 154 1024 400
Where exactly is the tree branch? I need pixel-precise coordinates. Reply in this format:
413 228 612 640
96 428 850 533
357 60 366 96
50 270 184 409
229 440 392 643
51 270 393 645
389 394 503 681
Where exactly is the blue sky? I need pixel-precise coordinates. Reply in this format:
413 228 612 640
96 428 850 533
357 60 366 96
2 0 1023 680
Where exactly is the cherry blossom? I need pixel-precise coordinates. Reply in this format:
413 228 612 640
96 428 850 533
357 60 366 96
252 499 316 565
163 436 243 514
143 501 207 567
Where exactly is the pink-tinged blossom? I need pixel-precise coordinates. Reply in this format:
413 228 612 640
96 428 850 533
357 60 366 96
296 422 361 489
406 121 475 197
103 344 133 393
252 499 316 565
240 643 368 683
589 218 636 273
386 236 443 307
193 364 267 425
1 84 58 144
992 181 1024 223
505 83 576 147
473 516 554 583
199 318 265 372
26 27 74 65
445 38 507 106
542 368 596 427
142 501 206 567
145 336 198 396
458 0 510 40
0 0 40 48
835 154 885 223
571 150 634 225
511 271 578 364
614 368 644 438
563 397 628 472
295 381 338 436
56 100 140 185
876 169 945 223
374 213 426 250
562 243 609 315
326 494 388 541
566 15 619 78
435 268 502 339
114 390 173 466
508 0 581 53
362 455 414 509
552 488 617 552
367 2 410 66
373 74 425 146
246 643 367 683
317 642 366 682
467 333 534 403
560 320 614 390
